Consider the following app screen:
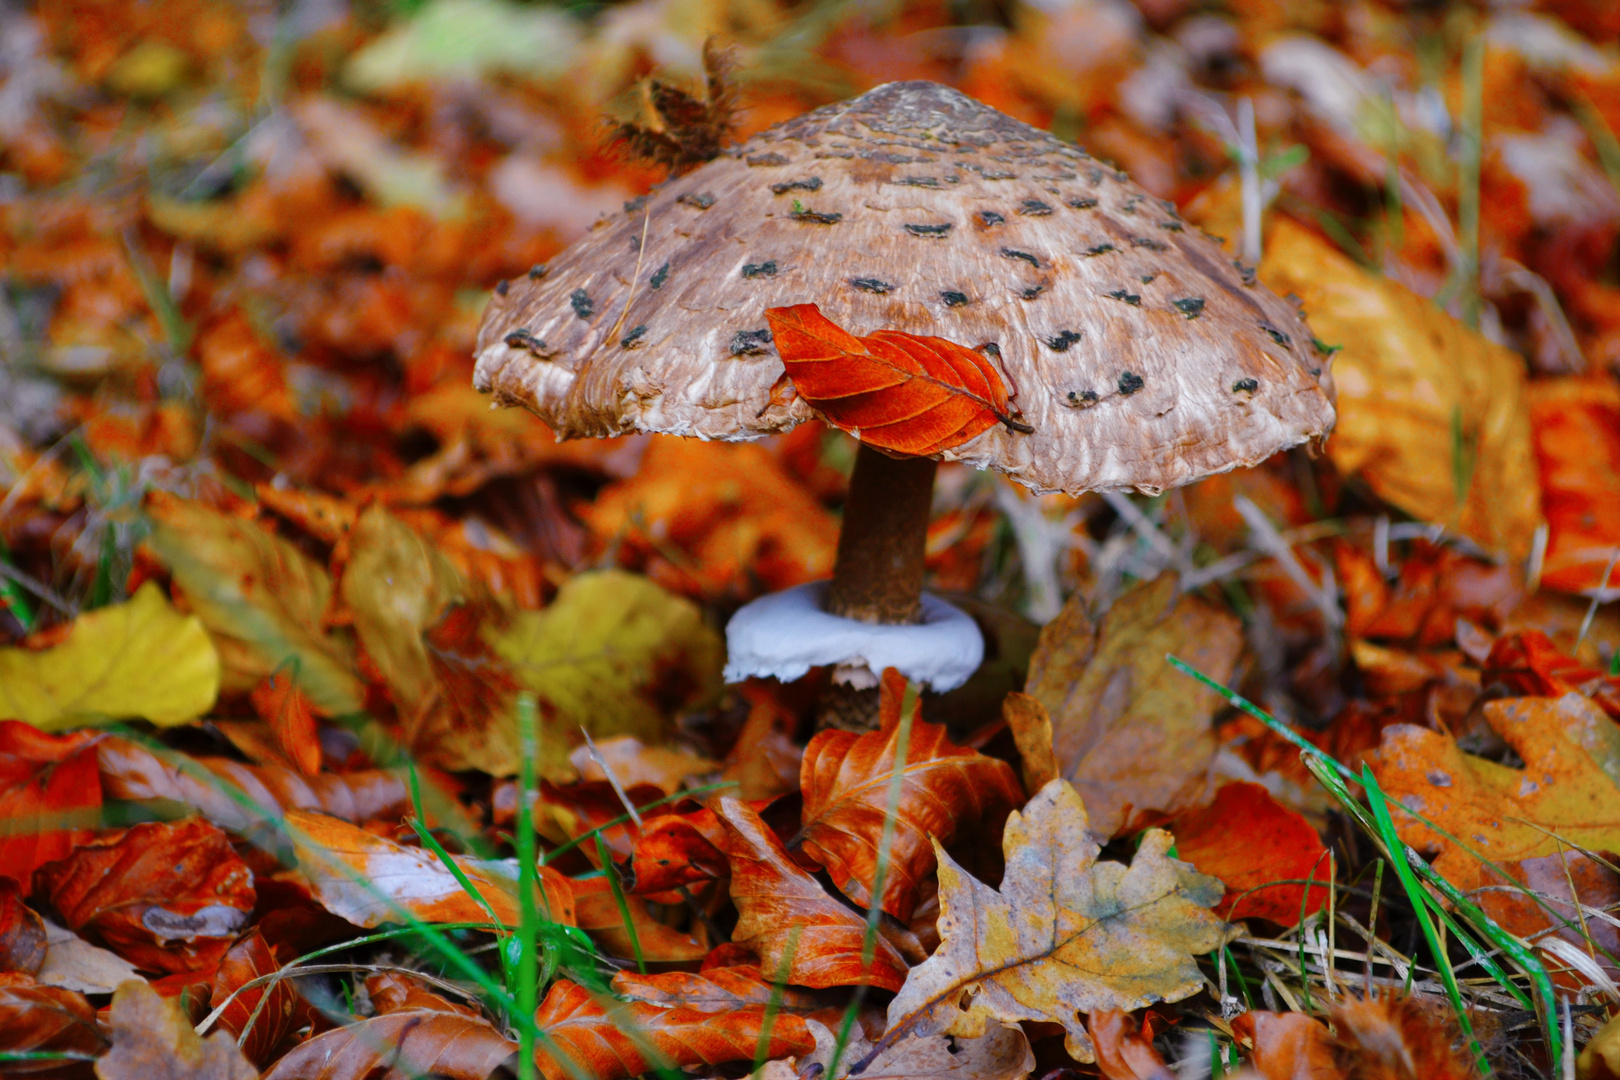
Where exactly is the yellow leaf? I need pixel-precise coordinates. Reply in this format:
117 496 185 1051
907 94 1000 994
0 583 219 731
1369 693 1620 896
146 495 364 714
1259 218 1542 557
882 779 1230 1063
489 569 724 751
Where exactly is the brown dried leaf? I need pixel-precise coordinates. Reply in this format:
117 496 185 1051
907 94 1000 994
0 975 106 1078
531 978 814 1080
881 780 1228 1063
1230 1010 1339 1080
261 978 515 1080
0 877 47 975
852 1022 1035 1080
1088 1009 1175 1080
572 875 704 963
1024 574 1243 837
95 980 256 1080
37 819 255 976
611 965 823 1014
210 931 299 1067
713 797 909 991
98 736 409 837
795 669 1023 920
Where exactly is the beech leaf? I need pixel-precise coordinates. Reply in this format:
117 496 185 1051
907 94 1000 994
713 796 909 991
286 809 575 928
795 668 1023 921
0 583 218 731
0 975 107 1069
0 721 101 893
765 303 1028 456
881 779 1229 1063
532 979 815 1080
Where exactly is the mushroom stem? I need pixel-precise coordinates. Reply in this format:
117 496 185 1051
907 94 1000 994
825 442 938 625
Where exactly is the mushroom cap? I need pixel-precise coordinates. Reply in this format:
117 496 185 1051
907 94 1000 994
475 80 1336 496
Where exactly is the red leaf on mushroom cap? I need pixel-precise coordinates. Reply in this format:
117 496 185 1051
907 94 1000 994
765 303 1028 456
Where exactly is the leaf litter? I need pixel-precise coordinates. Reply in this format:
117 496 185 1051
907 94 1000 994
4 0 1620 1077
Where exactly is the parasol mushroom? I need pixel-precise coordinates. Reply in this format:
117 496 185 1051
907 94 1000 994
474 80 1336 726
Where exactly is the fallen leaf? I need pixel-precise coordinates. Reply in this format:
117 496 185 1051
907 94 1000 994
1001 692 1058 794
145 494 364 713
488 570 724 763
98 736 410 838
610 965 824 1013
1024 574 1243 837
622 808 729 898
0 878 46 974
851 1021 1035 1080
286 809 575 928
0 722 101 892
531 978 815 1080
795 668 1023 921
95 980 256 1080
1484 631 1620 719
248 672 321 777
1469 847 1620 991
765 303 1027 456
720 684 805 801
1230 1010 1339 1080
0 583 218 731
881 779 1229 1063
713 796 909 991
1259 218 1542 557
1579 1011 1620 1080
1368 694 1620 895
210 931 299 1066
570 736 716 795
1171 781 1331 925
36 919 145 995
262 975 515 1080
1329 994 1477 1080
1527 376 1620 594
572 874 705 963
0 975 107 1076
1087 1009 1175 1080
37 818 255 975
582 438 838 598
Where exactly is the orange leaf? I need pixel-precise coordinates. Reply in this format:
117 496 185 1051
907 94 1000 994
611 965 824 1014
764 303 1029 456
795 669 1023 921
0 879 46 976
249 671 322 777
572 874 705 963
713 797 909 991
1087 1009 1175 1080
531 979 814 1080
263 975 517 1080
210 929 300 1066
1484 630 1620 718
36 818 255 975
622 809 729 899
1230 1010 1339 1080
286 809 575 929
1171 782 1330 925
0 721 102 894
97 979 257 1080
0 974 106 1073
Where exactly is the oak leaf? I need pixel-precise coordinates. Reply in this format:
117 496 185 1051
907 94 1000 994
1368 693 1620 895
262 976 516 1080
881 779 1229 1063
531 978 814 1080
1171 781 1330 925
764 303 1028 456
1023 574 1243 837
95 980 256 1080
144 494 364 713
842 1022 1035 1080
0 722 101 893
36 819 255 975
0 584 218 731
713 797 909 991
795 668 1023 921
286 809 575 928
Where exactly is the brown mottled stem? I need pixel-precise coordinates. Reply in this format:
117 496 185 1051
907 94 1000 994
826 443 938 625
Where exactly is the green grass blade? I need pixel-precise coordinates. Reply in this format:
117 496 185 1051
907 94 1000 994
516 695 543 1080
594 832 644 974
541 782 736 866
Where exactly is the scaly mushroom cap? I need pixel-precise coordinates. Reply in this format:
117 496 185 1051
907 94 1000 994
475 81 1336 495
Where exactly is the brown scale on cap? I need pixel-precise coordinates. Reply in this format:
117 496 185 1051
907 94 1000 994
475 80 1335 500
